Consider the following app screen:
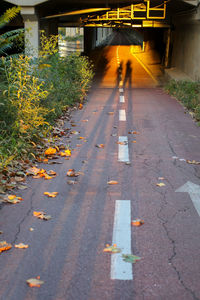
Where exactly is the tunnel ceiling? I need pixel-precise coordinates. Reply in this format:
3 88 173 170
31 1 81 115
37 0 196 15
35 0 197 27
2 0 198 28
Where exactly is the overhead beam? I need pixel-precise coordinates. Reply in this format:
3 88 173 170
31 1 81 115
5 0 48 5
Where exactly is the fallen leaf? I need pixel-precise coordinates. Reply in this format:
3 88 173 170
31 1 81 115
18 185 28 190
43 174 53 180
33 211 51 221
95 144 105 148
0 241 12 253
78 137 85 140
156 183 166 187
122 254 141 263
44 192 58 198
128 131 139 134
45 147 57 156
79 103 83 109
132 141 137 143
71 130 79 135
66 169 79 177
107 180 118 185
8 195 17 200
26 167 41 176
15 176 25 182
131 219 144 227
107 112 114 115
59 150 71 157
26 277 44 287
38 169 46 174
186 160 200 165
33 211 43 217
103 244 121 253
15 243 29 249
2 195 23 204
116 141 128 145
47 170 57 176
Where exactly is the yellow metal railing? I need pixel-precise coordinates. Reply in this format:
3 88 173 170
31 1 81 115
82 1 166 23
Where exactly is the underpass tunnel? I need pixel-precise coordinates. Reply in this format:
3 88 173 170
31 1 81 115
3 0 200 80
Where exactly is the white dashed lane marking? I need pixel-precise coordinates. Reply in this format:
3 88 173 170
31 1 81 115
119 109 126 121
111 200 133 280
118 136 129 162
119 95 125 103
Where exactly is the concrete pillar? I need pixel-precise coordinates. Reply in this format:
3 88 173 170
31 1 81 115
21 6 39 57
5 0 48 57
164 28 171 68
84 27 96 54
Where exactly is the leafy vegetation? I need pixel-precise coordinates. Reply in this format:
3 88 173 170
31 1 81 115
0 32 94 171
165 80 200 122
0 6 24 56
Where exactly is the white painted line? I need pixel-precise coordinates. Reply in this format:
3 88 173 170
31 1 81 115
118 136 129 162
176 181 200 216
119 88 124 93
119 109 126 121
111 200 133 280
120 95 125 103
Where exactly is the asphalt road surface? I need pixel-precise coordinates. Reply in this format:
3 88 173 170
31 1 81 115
1 33 200 300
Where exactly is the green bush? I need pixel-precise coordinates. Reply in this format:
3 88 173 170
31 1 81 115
0 32 94 170
165 80 200 121
38 53 93 121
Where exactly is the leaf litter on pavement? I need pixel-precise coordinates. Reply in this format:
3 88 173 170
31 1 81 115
0 241 12 253
0 194 23 204
131 219 144 227
107 180 118 185
44 192 58 198
33 211 52 221
15 243 29 249
103 244 121 253
122 254 141 263
26 277 44 288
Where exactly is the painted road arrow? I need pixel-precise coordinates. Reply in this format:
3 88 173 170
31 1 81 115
176 181 200 216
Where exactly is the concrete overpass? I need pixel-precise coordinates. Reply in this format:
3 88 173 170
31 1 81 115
3 0 200 80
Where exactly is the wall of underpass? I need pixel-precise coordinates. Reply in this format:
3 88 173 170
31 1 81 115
171 7 200 81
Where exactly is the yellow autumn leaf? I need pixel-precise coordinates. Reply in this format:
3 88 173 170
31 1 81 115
44 147 57 156
43 192 58 198
8 195 16 200
107 180 118 185
15 243 29 249
156 183 166 187
0 241 12 253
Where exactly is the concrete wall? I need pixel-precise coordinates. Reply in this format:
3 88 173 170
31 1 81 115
96 27 113 46
171 7 200 80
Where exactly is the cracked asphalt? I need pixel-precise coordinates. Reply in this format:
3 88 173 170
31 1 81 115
1 32 200 300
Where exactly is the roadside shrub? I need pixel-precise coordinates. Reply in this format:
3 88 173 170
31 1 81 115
0 32 94 169
165 80 200 121
38 33 93 121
